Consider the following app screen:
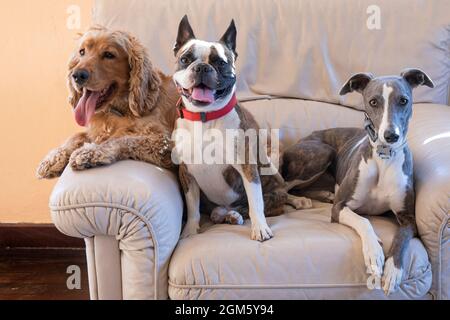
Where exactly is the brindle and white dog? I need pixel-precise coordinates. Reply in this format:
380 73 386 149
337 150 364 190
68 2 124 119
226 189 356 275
282 69 434 294
172 16 312 241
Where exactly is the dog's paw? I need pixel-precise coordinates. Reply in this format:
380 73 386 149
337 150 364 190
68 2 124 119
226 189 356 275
224 210 244 225
210 207 228 224
362 235 385 278
36 149 69 179
382 256 403 295
211 207 244 225
289 196 313 210
180 221 200 239
251 222 273 242
319 191 335 203
69 144 115 171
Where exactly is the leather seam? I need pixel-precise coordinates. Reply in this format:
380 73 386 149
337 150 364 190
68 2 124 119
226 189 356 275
168 282 368 289
51 202 160 300
437 214 450 300
168 263 432 290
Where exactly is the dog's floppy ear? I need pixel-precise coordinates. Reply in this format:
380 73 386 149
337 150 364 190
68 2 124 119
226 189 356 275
220 19 237 57
124 32 161 116
174 15 196 56
339 73 374 95
401 68 434 89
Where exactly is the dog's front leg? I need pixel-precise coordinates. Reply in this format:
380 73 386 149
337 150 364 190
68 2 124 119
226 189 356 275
382 191 417 295
332 202 384 286
233 164 273 241
69 134 174 171
179 163 201 238
37 132 88 179
382 221 416 295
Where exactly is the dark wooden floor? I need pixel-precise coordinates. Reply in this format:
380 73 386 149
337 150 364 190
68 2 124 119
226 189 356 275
0 248 89 300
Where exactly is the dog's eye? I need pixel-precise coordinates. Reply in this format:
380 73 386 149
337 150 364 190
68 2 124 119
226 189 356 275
219 60 227 67
79 49 85 56
369 99 378 107
103 52 115 59
180 57 189 65
399 97 409 106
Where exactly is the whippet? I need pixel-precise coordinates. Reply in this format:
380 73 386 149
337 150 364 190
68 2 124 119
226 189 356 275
282 69 434 294
172 16 312 241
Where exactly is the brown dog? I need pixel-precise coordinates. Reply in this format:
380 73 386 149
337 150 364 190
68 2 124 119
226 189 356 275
37 27 178 179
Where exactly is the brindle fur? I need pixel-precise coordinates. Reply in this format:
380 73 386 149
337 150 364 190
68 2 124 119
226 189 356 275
196 103 292 219
174 16 311 241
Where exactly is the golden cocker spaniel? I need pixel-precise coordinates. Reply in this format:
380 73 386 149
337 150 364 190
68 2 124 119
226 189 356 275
37 26 178 179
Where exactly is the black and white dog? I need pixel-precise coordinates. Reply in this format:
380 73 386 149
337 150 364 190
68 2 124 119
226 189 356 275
172 16 311 241
282 69 434 294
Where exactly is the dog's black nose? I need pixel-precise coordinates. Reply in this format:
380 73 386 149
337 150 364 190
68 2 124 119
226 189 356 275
384 130 399 143
193 63 213 74
72 69 90 85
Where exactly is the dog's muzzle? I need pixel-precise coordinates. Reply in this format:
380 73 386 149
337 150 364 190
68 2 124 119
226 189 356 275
72 69 90 86
192 63 217 89
364 113 405 160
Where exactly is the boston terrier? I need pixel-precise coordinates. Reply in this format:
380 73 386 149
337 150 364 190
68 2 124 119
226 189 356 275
172 16 312 241
282 69 434 294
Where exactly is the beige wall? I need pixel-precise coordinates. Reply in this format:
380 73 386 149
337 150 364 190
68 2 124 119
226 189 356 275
0 0 93 223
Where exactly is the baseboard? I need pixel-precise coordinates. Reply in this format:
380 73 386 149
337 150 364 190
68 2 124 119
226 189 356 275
0 223 84 248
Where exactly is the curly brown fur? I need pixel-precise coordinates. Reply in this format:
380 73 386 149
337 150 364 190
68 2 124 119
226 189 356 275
37 132 88 179
37 27 178 179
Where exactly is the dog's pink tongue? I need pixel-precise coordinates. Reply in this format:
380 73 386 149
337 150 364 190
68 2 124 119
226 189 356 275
74 90 101 127
191 87 215 103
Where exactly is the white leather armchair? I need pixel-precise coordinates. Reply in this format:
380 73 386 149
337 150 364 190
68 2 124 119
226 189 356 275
51 161 183 299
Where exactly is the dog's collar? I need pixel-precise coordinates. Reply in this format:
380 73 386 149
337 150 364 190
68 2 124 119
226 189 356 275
375 142 407 160
176 94 237 122
109 107 124 117
364 112 378 143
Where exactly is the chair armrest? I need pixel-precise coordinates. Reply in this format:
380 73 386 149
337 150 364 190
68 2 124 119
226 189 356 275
409 103 450 300
50 160 183 299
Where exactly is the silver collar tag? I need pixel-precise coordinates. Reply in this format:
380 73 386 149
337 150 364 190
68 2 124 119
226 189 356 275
376 144 394 160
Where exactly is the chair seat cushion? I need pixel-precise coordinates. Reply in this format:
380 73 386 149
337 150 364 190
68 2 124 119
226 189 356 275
168 202 432 300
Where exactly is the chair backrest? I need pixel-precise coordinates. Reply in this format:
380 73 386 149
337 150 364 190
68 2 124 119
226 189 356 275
93 0 450 110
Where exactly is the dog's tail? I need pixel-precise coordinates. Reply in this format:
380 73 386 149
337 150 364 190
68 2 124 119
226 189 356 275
284 169 327 192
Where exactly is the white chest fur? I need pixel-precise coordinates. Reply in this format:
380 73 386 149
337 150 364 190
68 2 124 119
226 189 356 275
348 148 408 215
173 110 242 206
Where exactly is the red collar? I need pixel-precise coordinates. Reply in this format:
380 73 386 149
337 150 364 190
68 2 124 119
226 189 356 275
176 94 237 122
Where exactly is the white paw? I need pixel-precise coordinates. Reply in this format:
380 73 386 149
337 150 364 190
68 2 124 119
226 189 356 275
224 210 244 225
180 222 200 239
362 235 385 278
382 256 403 295
210 207 244 225
251 222 273 242
289 196 313 210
